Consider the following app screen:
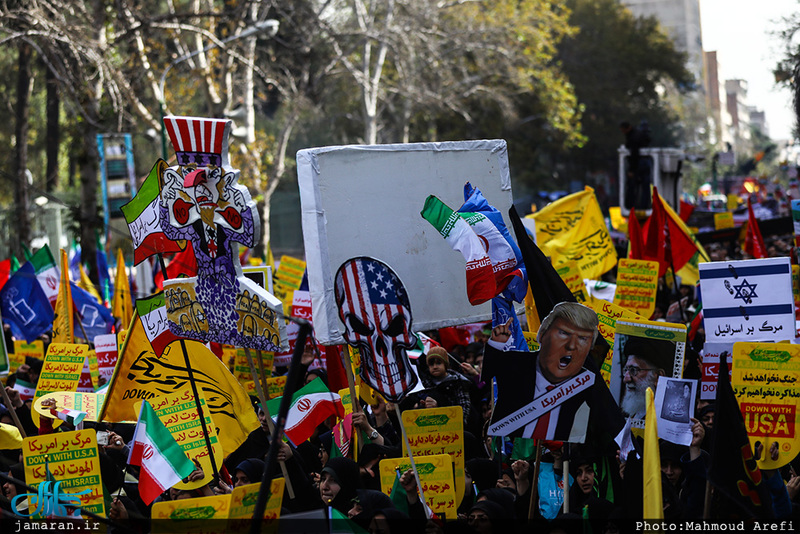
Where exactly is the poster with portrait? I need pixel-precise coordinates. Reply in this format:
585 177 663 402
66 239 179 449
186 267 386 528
655 376 697 446
610 319 686 429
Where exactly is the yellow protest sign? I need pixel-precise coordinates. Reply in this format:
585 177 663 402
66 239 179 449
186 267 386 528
589 300 639 385
152 494 231 534
150 387 224 491
522 332 540 352
243 375 287 401
233 349 274 382
379 454 457 516
34 392 105 423
401 406 464 506
229 478 285 532
31 343 90 427
732 342 800 469
613 259 659 318
22 429 105 516
273 256 306 316
555 261 588 303
714 211 735 230
12 340 44 374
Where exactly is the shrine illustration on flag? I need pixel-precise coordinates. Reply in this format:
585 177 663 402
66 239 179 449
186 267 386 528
151 116 286 352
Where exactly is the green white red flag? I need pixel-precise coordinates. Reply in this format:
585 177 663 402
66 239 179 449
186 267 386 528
265 377 344 445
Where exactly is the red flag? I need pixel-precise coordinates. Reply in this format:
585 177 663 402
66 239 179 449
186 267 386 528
154 241 198 289
679 199 695 223
745 199 767 259
627 209 644 260
0 258 11 291
641 188 699 277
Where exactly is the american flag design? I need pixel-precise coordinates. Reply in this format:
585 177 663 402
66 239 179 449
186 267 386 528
335 257 418 402
163 116 231 168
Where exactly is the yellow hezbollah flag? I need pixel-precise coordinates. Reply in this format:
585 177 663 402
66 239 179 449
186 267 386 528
532 187 617 280
78 264 102 304
99 310 259 456
643 387 663 519
52 249 74 344
112 249 133 327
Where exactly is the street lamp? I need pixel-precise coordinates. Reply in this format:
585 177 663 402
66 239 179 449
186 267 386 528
158 19 280 159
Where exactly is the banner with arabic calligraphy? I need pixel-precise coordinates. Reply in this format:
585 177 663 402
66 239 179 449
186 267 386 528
228 479 285 533
379 454 457 516
152 494 231 534
33 392 105 423
555 261 588 303
12 340 43 374
401 406 464 507
732 341 800 469
699 257 794 343
31 343 90 428
609 319 686 431
149 387 223 491
613 259 658 318
22 429 105 516
531 187 617 280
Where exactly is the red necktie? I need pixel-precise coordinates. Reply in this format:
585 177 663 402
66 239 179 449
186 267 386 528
531 385 555 439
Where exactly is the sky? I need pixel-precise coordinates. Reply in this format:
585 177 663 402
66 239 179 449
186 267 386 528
699 0 799 140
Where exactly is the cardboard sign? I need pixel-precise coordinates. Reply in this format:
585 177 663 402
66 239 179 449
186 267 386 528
732 341 800 469
401 406 464 506
150 387 223 490
700 258 794 342
700 342 734 400
34 392 105 423
613 259 659 318
93 333 118 386
152 494 231 533
228 478 285 532
714 212 735 230
233 348 274 383
22 430 105 516
379 454 457 517
31 343 90 427
77 350 99 393
12 340 44 374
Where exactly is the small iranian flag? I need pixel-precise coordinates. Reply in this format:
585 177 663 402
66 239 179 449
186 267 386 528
421 195 496 305
135 293 179 355
265 377 345 445
12 379 35 401
120 160 184 266
30 245 60 307
51 408 87 426
128 400 195 505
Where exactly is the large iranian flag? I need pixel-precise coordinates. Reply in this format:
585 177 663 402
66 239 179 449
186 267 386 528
128 400 195 505
266 377 345 445
421 195 496 305
30 245 60 307
120 160 184 265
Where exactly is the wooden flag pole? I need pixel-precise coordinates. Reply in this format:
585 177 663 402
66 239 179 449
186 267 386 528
527 439 544 522
0 385 27 438
255 349 270 406
243 346 295 498
342 346 362 457
396 411 430 520
562 443 570 514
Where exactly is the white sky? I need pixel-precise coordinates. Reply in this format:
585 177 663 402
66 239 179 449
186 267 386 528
700 0 799 140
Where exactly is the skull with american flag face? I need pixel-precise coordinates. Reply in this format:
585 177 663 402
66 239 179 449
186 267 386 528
334 257 419 402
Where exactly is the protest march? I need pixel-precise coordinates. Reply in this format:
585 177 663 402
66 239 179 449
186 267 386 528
3 115 800 534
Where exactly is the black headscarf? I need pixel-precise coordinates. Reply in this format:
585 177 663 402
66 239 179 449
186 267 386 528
321 457 360 513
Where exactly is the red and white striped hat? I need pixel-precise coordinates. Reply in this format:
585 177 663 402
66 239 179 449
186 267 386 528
163 116 232 168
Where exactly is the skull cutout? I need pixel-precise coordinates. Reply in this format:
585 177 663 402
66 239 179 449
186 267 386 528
335 257 418 402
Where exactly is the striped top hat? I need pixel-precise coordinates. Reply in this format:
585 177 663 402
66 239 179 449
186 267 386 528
163 116 232 168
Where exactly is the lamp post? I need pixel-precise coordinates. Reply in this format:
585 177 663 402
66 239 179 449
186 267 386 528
158 19 279 159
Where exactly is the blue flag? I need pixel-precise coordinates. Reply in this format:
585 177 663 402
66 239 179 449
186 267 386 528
71 282 114 341
0 262 55 342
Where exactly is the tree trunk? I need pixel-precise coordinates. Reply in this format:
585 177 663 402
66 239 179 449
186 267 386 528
14 41 32 259
45 65 60 192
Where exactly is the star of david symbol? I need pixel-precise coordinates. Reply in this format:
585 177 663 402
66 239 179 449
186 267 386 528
732 279 757 304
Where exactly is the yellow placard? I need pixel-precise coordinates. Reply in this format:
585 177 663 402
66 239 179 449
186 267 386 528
22 429 105 517
613 259 659 318
12 340 44 374
150 387 224 491
228 478 285 532
31 343 90 427
556 261 588 303
233 349 274 382
243 375 287 401
34 392 105 422
522 332 540 352
714 211 735 230
379 454 457 516
152 494 231 533
732 342 800 469
590 299 639 386
401 406 464 506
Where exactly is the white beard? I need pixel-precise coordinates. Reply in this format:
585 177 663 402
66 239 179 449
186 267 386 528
621 372 658 417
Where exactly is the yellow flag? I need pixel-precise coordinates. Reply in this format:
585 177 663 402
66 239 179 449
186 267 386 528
0 422 23 449
52 249 74 344
532 187 617 280
99 311 259 456
643 387 663 519
112 249 133 327
78 263 102 304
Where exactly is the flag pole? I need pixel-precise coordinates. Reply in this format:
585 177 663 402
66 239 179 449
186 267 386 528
250 318 312 534
395 409 430 520
527 439 543 522
242 346 295 498
255 350 270 408
0 385 27 438
341 346 361 458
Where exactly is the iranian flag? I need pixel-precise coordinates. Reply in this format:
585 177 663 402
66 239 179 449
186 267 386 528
266 377 345 445
52 408 87 426
421 195 496 305
120 160 184 266
128 400 195 505
30 245 60 307
135 292 179 355
12 379 36 401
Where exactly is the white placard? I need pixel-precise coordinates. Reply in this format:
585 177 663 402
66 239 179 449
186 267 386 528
655 376 697 446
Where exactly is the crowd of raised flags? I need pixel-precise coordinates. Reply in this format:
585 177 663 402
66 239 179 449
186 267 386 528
0 180 798 534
